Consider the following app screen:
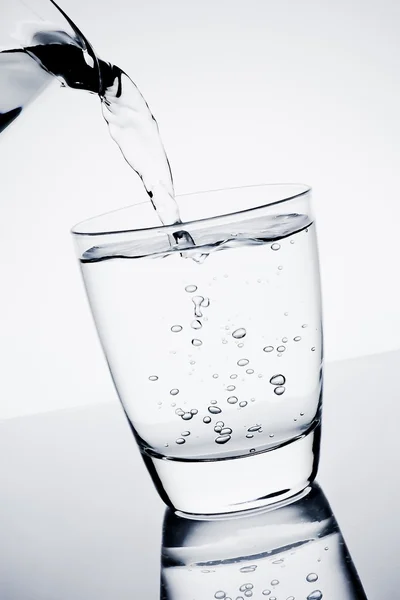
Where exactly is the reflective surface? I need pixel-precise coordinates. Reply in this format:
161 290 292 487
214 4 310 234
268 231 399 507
2 352 400 598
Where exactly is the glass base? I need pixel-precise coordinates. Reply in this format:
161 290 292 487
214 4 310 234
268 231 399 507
142 422 321 515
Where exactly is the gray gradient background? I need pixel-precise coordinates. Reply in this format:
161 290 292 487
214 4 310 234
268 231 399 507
1 0 399 597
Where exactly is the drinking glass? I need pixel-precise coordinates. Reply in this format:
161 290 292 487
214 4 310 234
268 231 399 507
72 184 323 515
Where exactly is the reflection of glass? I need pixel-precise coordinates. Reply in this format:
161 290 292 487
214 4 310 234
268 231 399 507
72 184 323 515
160 484 367 600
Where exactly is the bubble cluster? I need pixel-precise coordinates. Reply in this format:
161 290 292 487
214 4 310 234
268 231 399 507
239 584 254 592
171 325 182 333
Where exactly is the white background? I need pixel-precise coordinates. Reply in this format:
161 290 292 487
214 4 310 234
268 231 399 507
1 0 400 419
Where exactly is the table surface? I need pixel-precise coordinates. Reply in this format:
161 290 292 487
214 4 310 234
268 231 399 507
2 350 399 599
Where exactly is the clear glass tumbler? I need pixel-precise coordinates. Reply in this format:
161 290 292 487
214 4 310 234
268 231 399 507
72 184 323 515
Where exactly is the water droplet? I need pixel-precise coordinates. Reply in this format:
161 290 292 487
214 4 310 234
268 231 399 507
248 425 262 432
271 579 279 586
203 416 211 423
230 374 238 379
211 400 217 405
170 388 179 396
192 296 204 317
239 565 257 573
274 386 285 395
232 328 247 339
181 431 190 436
201 297 210 307
214 592 226 599
277 345 286 352
227 385 236 391
263 346 274 353
227 396 238 404
191 319 202 329
278 265 283 270
190 408 198 415
176 438 185 445
262 591 271 596
182 412 193 420
246 433 254 438
270 374 286 386
271 243 281 251
185 285 197 293
237 358 249 367
215 434 231 444
192 339 203 347
171 325 182 333
221 427 232 435
307 591 323 600
282 337 288 343
149 376 158 381
302 323 308 328
246 368 254 374
208 406 222 414
311 347 316 352
239 401 248 407
306 573 319 583
212 374 219 379
294 336 302 342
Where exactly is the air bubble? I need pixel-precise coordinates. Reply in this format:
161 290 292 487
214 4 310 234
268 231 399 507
222 339 228 344
284 311 289 316
191 319 202 329
250 448 255 453
171 325 182 333
239 584 253 591
306 573 319 583
232 328 247 339
302 323 308 328
300 411 304 416
170 388 179 396
214 425 222 433
214 592 226 599
238 342 244 348
171 402 176 407
181 431 190 436
272 559 284 564
185 285 197 293
311 347 316 352
203 416 211 424
192 296 204 317
237 359 249 367
270 374 286 386
269 433 275 438
164 443 169 447
208 406 222 414
192 338 203 347
271 579 279 586
215 434 231 444
240 565 257 574
182 412 193 420
263 346 274 353
282 337 288 343
277 345 286 352
244 592 253 598
216 420 224 427
176 438 185 445
149 376 158 381
248 425 262 432
227 396 238 404
274 386 285 395
290 239 295 244
190 360 196 365
271 243 281 251
278 265 283 270
246 433 254 438
191 408 198 415
246 369 254 374
262 591 271 596
227 385 236 391
201 297 210 307
239 401 248 407
287 597 295 600
307 592 323 600
230 374 238 379
294 336 301 342
212 374 219 379
211 400 217 405
221 427 232 435
175 408 184 416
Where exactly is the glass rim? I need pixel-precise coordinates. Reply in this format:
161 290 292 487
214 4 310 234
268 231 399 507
71 182 311 238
